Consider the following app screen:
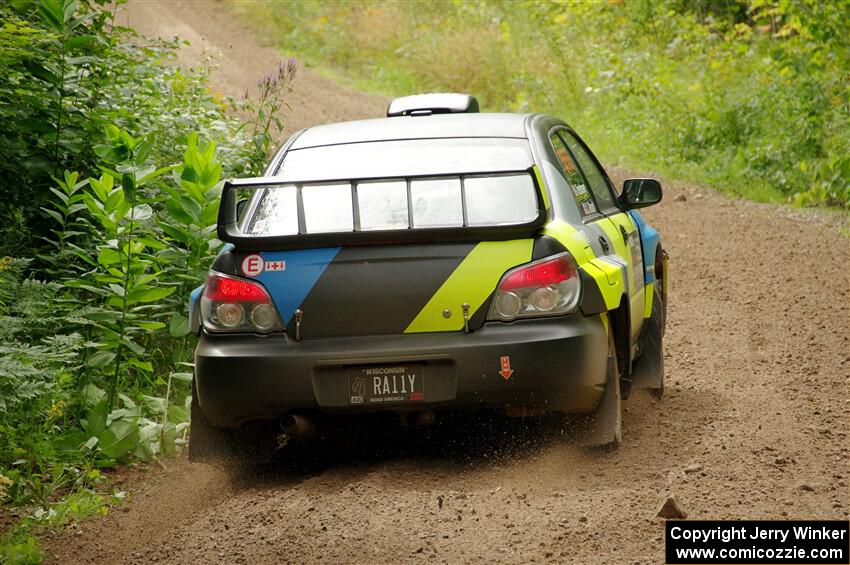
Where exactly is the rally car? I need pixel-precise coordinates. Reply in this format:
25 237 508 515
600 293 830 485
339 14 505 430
187 93 667 461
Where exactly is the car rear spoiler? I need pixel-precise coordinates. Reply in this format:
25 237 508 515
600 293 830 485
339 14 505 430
217 169 549 251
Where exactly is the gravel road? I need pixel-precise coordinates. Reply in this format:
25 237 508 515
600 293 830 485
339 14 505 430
45 1 850 563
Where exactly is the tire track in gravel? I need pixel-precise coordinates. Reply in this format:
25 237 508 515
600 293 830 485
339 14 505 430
45 2 850 563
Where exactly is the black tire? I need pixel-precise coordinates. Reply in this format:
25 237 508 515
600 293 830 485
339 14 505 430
646 282 665 400
629 270 666 399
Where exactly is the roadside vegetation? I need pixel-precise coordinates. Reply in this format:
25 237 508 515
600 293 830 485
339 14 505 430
0 0 846 561
0 0 293 561
230 0 850 209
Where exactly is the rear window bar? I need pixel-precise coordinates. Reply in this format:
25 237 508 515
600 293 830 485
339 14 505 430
218 168 549 251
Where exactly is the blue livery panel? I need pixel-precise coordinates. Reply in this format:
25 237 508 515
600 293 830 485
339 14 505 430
629 210 659 284
252 248 341 325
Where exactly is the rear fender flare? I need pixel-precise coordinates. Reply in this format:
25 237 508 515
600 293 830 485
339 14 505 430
580 258 626 313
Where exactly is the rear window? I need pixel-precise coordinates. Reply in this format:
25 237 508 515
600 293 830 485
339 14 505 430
276 138 533 181
245 173 539 236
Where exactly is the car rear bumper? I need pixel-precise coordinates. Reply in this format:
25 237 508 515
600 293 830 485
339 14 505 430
194 314 608 428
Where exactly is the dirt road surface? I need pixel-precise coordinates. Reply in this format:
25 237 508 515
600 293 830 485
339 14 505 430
45 2 850 563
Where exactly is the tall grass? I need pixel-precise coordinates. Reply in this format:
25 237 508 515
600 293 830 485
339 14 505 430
228 0 850 209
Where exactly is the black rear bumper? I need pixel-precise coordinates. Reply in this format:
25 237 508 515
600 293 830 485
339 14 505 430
194 314 608 428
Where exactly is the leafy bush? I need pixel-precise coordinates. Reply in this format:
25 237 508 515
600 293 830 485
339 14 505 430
0 0 297 559
229 0 850 208
0 126 236 506
0 0 255 257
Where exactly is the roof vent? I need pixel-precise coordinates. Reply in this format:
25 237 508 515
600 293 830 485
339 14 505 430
386 93 479 117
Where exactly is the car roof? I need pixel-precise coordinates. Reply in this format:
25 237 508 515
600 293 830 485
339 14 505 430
289 113 536 150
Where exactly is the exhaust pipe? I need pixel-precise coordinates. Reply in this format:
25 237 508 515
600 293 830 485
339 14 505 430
414 409 436 427
280 414 316 442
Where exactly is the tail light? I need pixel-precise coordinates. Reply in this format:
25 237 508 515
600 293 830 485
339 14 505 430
200 271 284 334
487 252 581 322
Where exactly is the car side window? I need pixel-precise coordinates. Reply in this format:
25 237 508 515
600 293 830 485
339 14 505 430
558 131 618 212
549 132 599 218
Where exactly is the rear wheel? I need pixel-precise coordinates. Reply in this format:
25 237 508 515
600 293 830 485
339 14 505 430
630 275 665 399
647 282 665 399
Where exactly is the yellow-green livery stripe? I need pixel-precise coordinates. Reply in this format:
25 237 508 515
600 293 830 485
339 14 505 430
544 220 625 314
643 282 654 318
404 239 533 333
584 259 624 310
542 220 594 264
533 165 550 211
595 219 630 260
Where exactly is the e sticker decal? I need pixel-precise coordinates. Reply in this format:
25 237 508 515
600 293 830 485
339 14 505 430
241 254 285 277
242 254 263 277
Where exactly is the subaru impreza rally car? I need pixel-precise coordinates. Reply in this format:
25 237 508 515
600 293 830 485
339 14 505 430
188 93 667 460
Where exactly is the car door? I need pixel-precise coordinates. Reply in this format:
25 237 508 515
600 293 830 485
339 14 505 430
554 129 646 343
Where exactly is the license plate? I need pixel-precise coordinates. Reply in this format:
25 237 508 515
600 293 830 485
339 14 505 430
348 365 424 405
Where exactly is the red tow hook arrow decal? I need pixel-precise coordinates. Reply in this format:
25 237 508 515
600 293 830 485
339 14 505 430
499 356 514 380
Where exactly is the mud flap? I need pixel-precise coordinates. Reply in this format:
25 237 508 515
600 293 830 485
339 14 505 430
630 285 665 399
580 343 622 447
